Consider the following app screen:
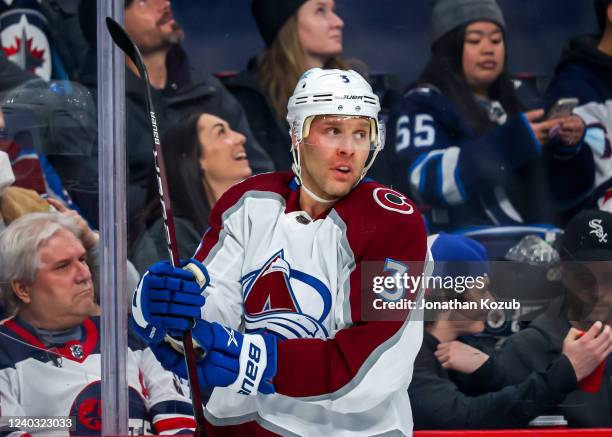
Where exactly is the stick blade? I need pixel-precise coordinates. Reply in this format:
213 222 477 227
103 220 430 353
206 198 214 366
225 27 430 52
105 17 140 67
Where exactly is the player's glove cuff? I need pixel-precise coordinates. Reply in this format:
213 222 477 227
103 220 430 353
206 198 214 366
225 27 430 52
226 331 277 396
192 321 278 396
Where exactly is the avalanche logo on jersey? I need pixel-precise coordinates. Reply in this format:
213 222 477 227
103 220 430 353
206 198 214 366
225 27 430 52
242 250 331 340
0 0 51 80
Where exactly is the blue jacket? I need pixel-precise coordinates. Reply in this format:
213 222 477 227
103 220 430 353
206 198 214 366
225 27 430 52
377 85 542 232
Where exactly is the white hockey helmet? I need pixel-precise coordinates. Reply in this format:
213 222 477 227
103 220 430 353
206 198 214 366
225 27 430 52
286 68 385 195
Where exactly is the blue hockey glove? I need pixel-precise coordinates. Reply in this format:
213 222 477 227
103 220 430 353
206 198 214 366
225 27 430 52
131 258 209 344
149 340 207 385
194 321 277 395
156 320 277 395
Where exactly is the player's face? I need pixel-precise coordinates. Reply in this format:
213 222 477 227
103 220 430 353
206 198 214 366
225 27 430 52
125 0 183 54
297 0 344 63
18 229 95 330
198 114 252 188
462 21 505 96
299 115 370 200
563 261 612 324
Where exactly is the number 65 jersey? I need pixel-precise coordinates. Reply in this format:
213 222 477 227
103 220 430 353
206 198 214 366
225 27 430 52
192 172 429 436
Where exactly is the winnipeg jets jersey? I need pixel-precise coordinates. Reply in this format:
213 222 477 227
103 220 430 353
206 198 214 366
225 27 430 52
0 317 195 437
193 172 429 436
379 86 548 231
574 99 612 205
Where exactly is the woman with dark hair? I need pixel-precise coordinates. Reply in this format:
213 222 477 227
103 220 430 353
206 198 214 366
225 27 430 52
130 112 251 273
222 0 347 171
382 0 585 232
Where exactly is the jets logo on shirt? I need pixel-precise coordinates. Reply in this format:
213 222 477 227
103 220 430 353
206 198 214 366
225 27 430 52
70 381 151 435
242 250 331 340
0 0 51 80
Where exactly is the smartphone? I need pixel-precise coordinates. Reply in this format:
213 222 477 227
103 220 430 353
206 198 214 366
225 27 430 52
546 97 579 120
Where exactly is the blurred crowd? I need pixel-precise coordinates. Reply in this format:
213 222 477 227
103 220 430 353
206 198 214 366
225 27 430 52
0 0 611 433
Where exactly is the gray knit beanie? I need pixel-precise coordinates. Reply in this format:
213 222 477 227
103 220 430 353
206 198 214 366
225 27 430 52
431 0 506 43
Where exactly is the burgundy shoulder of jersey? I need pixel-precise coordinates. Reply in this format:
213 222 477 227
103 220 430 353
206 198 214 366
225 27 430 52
338 180 423 227
335 180 427 261
210 171 294 220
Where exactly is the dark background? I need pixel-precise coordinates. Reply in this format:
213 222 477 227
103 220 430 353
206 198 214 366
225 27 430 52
174 0 598 91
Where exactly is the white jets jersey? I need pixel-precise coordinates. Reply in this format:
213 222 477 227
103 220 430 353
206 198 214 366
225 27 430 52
0 317 195 437
192 172 429 436
574 99 612 204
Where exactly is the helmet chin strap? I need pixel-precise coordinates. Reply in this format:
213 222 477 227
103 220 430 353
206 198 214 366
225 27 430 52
300 180 337 204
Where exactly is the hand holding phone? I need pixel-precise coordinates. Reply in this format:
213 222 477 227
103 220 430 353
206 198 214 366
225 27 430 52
545 98 579 139
546 97 579 120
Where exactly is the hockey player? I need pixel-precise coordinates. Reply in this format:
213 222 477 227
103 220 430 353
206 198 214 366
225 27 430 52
0 213 196 436
131 68 429 435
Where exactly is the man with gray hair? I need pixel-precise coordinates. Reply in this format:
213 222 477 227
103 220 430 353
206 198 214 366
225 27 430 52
0 212 92 320
0 212 197 436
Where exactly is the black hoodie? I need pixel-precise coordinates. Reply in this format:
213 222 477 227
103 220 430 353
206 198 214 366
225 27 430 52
545 35 612 109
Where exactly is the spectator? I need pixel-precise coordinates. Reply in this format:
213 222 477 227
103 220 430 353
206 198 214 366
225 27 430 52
544 0 612 221
1 78 94 213
0 212 196 436
498 209 612 427
0 1 53 80
411 233 606 430
56 0 274 229
130 112 251 273
378 0 584 232
222 0 347 170
0 156 139 315
0 0 88 81
45 197 140 311
40 0 89 81
122 0 272 182
0 51 65 201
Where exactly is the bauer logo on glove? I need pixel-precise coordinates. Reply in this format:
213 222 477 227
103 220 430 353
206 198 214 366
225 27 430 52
152 320 278 396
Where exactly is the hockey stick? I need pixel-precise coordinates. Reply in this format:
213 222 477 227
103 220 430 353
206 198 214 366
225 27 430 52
105 17 206 436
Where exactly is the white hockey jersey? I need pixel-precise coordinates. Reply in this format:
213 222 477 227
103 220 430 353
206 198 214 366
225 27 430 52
0 317 195 436
192 172 429 436
574 99 612 206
